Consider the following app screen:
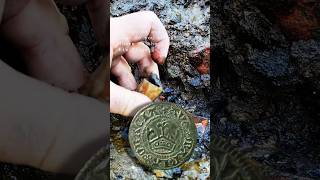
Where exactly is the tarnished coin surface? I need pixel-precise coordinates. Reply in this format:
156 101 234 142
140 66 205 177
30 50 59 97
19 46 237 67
129 102 197 170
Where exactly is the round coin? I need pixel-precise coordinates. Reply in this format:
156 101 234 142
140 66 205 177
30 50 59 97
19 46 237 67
129 102 197 170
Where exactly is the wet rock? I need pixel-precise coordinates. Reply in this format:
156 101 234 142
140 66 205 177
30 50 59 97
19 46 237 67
75 147 109 180
0 162 70 180
276 0 319 41
246 47 298 87
59 5 102 73
291 40 320 90
212 0 320 179
223 0 287 47
111 0 211 118
188 76 202 87
211 136 264 179
200 74 210 87
167 64 182 79
110 144 155 179
189 47 210 75
248 48 290 78
163 87 174 93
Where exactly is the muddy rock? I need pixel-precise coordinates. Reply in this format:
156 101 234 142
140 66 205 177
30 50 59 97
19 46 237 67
212 0 320 179
291 40 320 91
112 0 211 117
111 1 210 179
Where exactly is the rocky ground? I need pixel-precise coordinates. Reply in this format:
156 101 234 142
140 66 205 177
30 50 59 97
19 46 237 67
111 0 211 118
0 4 101 180
0 0 211 179
212 0 320 179
110 0 211 179
2 0 318 179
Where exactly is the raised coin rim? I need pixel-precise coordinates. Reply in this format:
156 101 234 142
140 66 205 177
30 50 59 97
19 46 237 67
128 102 197 170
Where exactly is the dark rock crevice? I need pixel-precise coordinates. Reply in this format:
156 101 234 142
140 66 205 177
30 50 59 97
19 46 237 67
212 0 320 178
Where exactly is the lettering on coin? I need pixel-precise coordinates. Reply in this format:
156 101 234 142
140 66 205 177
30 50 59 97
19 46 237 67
129 102 197 170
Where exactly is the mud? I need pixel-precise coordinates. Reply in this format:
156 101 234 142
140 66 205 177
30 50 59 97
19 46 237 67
212 0 320 179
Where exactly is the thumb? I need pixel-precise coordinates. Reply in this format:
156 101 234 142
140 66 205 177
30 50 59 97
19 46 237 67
110 81 151 116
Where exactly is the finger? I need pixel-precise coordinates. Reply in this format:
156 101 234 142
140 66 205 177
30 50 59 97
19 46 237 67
124 42 159 78
0 60 107 174
55 0 87 5
111 11 170 64
86 0 108 48
110 40 131 61
110 81 151 116
111 56 137 90
1 0 85 91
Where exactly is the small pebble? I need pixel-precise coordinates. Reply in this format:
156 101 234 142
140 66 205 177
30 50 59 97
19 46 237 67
159 95 166 100
164 87 174 93
189 77 202 87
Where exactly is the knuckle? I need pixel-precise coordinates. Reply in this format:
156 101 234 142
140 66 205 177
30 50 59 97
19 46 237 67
140 43 151 53
143 11 158 20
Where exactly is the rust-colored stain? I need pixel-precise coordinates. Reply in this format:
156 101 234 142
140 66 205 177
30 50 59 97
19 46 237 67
190 47 210 75
276 0 319 40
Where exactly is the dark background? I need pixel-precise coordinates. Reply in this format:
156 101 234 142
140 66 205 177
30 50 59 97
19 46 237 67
212 0 320 179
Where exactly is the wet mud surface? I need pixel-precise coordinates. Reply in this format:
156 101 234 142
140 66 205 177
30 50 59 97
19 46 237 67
212 0 320 179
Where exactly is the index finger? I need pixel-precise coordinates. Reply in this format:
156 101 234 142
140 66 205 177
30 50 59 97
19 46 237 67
112 11 169 64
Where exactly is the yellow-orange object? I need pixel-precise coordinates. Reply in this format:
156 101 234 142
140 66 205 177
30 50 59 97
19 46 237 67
137 79 162 101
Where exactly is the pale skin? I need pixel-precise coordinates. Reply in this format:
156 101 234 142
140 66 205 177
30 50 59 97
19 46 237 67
110 12 170 116
0 0 169 175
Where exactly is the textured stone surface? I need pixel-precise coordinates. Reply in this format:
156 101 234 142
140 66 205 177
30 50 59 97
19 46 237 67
112 0 211 118
110 0 211 179
212 0 320 179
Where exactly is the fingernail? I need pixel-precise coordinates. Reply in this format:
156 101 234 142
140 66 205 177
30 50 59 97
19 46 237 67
148 73 162 87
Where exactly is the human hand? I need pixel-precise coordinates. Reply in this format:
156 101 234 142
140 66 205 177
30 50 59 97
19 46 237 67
0 0 108 92
0 0 108 174
110 11 170 116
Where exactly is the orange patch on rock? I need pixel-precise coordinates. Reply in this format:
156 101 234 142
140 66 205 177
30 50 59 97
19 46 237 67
191 47 210 75
277 0 319 40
